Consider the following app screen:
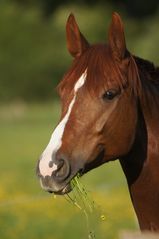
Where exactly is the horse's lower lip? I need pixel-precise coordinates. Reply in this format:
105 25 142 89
53 183 72 195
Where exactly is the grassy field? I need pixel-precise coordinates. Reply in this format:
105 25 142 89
0 102 138 239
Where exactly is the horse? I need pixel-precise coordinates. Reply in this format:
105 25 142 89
36 12 159 231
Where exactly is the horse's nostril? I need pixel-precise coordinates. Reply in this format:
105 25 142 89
53 158 70 182
54 159 65 177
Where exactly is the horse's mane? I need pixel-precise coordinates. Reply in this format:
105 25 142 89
134 56 159 86
133 56 159 110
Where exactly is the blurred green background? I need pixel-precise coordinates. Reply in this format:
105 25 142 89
1 0 159 238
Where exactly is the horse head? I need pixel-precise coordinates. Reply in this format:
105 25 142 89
37 13 140 194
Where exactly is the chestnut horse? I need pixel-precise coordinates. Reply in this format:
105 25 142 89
37 13 159 231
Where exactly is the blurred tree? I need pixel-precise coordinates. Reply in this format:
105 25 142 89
13 0 106 18
12 0 159 19
124 0 159 18
1 0 159 102
40 0 69 18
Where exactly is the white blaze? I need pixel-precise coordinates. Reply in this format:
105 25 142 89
39 70 87 177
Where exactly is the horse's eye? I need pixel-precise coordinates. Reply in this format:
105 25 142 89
102 90 118 101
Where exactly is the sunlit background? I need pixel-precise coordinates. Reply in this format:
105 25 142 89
1 0 159 238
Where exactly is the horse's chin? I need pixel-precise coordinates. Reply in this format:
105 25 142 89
52 183 72 195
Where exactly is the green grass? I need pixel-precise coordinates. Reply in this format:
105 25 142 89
0 102 137 239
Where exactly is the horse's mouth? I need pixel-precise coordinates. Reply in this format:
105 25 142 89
42 149 105 195
50 183 72 195
56 149 105 195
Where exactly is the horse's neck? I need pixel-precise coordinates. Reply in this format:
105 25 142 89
120 90 159 231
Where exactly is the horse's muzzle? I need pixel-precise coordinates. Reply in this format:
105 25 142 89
36 156 72 194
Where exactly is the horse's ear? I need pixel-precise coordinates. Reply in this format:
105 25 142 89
108 12 126 61
66 13 89 58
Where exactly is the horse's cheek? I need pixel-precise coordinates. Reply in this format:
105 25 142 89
103 98 137 158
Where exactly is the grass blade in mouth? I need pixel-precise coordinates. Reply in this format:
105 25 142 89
52 174 106 239
63 174 106 239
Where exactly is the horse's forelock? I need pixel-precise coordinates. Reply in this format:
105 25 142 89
57 44 140 99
